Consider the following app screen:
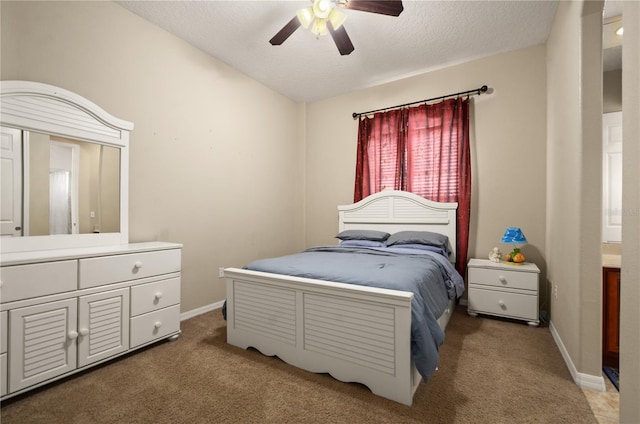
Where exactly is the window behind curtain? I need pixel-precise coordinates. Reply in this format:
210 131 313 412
406 102 462 201
354 97 471 274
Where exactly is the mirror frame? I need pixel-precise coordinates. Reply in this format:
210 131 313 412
0 80 133 253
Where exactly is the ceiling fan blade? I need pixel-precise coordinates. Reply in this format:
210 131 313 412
342 0 404 16
328 25 355 56
269 16 302 45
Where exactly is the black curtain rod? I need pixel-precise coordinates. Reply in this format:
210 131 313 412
352 85 488 119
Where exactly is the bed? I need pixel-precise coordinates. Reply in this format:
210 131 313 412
223 190 461 406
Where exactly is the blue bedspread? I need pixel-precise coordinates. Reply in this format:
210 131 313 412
244 245 464 381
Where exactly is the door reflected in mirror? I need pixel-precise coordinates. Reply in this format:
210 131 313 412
0 128 121 237
48 140 79 235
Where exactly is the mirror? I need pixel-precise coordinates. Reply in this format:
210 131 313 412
5 131 121 237
1 80 132 254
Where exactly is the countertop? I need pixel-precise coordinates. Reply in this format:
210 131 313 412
602 254 621 268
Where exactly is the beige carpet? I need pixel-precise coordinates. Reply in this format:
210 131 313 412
1 306 597 424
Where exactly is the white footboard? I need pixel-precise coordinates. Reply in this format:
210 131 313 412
224 267 421 406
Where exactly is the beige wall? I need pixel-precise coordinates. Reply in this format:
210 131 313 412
77 139 97 234
620 1 640 421
28 132 50 235
100 145 121 234
0 1 305 312
603 69 622 113
304 45 548 297
546 0 604 381
544 3 640 420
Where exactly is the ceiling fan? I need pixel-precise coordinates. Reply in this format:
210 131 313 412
269 0 404 56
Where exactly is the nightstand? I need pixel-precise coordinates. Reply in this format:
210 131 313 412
467 258 540 326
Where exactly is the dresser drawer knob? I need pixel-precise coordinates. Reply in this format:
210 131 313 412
498 276 507 284
133 261 143 270
154 292 163 300
498 300 506 309
154 321 162 329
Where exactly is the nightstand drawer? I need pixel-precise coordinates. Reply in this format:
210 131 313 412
468 267 537 291
468 287 537 320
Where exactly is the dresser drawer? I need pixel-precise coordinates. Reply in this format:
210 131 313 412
130 277 180 317
468 267 537 291
1 311 7 354
130 304 180 348
79 249 181 289
0 260 77 302
468 287 538 321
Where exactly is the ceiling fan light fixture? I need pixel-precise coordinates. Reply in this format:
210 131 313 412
313 0 332 19
328 8 347 30
297 7 314 28
270 0 403 54
311 17 329 36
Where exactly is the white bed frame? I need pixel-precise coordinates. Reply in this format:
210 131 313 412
223 190 458 406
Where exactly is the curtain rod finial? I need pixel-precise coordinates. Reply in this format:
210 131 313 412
352 113 359 119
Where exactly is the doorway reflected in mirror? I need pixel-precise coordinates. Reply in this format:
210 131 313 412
0 128 121 237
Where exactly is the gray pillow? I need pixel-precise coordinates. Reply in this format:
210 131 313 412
336 229 390 242
339 239 387 248
387 243 450 257
386 230 449 248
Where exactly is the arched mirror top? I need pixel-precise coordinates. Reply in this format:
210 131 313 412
1 80 133 147
1 80 132 255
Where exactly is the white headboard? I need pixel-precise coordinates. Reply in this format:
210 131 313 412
338 190 458 262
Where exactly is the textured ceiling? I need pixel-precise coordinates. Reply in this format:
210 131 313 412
117 1 620 103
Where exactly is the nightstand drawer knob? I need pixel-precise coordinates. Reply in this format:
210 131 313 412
498 275 507 284
498 300 506 309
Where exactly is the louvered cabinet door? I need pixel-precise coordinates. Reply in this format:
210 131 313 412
9 299 78 393
78 288 130 368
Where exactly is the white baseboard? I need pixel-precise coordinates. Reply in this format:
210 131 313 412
549 320 606 392
180 300 224 321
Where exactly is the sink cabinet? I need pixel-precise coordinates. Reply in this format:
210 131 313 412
602 266 620 368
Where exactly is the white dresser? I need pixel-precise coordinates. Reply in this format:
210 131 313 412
467 258 540 326
0 242 182 399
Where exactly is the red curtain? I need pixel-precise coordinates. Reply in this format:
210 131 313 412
354 97 471 275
